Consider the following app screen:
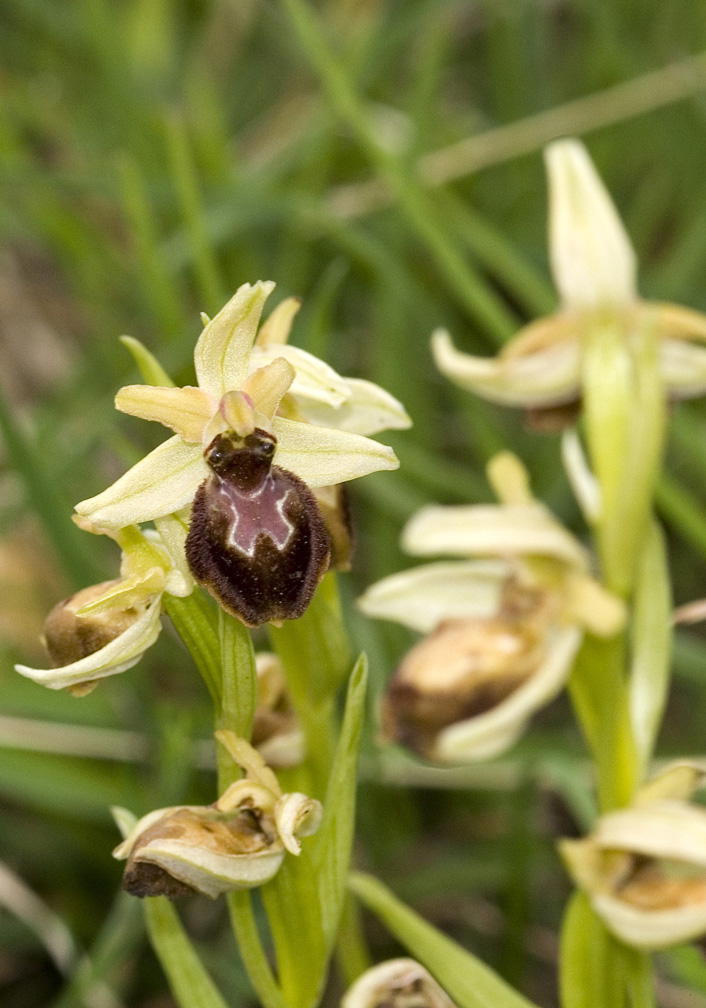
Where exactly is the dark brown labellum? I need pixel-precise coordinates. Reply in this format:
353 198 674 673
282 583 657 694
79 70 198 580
185 428 330 626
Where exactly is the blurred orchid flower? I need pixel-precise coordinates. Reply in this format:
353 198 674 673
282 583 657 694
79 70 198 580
342 959 457 1008
561 761 706 948
359 452 624 762
75 282 402 530
432 139 706 412
113 732 321 900
15 517 191 694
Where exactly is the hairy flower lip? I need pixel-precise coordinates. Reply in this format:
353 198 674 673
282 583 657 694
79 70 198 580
75 282 402 531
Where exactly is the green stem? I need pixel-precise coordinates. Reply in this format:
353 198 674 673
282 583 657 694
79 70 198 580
162 592 221 704
568 633 638 812
279 0 517 344
227 892 289 1008
143 897 229 1008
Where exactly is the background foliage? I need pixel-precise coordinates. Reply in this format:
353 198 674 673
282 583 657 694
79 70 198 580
4 1 706 1005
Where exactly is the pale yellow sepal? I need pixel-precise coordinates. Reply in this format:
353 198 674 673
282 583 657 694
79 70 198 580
402 504 589 570
115 385 212 443
75 435 208 529
15 523 190 692
251 342 350 407
342 959 457 1008
256 295 301 346
194 281 275 398
271 416 399 487
299 377 412 436
431 327 581 408
358 560 508 633
546 138 637 311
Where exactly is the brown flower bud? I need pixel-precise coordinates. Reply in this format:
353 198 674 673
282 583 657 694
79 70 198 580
43 581 139 666
185 428 330 626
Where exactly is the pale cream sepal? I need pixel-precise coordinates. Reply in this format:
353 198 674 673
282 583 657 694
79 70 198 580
256 296 301 346
432 625 581 763
341 959 457 1008
271 416 399 487
431 327 581 408
75 435 207 529
242 357 295 420
194 281 275 398
274 792 323 855
402 503 589 570
358 560 508 633
15 598 162 691
635 760 706 805
251 342 350 407
298 377 412 436
545 139 637 311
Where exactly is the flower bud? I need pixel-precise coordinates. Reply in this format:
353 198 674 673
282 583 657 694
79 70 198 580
43 581 139 667
341 959 457 1008
561 761 706 948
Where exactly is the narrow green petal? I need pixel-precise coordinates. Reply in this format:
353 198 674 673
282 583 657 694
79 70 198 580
194 282 275 399
358 560 508 633
272 417 398 487
75 436 206 528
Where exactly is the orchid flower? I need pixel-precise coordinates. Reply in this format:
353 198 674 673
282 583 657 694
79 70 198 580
75 282 404 531
113 732 321 899
358 452 624 763
561 761 706 948
432 139 706 412
342 959 457 1008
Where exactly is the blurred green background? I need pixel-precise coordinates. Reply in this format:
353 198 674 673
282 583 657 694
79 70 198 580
5 1 706 1005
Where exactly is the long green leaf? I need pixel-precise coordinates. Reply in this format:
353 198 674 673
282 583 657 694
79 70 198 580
349 871 537 1008
315 653 368 947
143 897 229 1008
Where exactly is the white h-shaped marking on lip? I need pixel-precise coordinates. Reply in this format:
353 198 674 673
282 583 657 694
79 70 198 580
222 476 295 558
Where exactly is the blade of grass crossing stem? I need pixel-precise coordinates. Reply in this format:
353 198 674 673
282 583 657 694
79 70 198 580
143 897 229 1008
629 520 672 773
117 154 184 336
120 335 175 387
349 872 537 1008
227 891 288 1008
278 0 517 344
